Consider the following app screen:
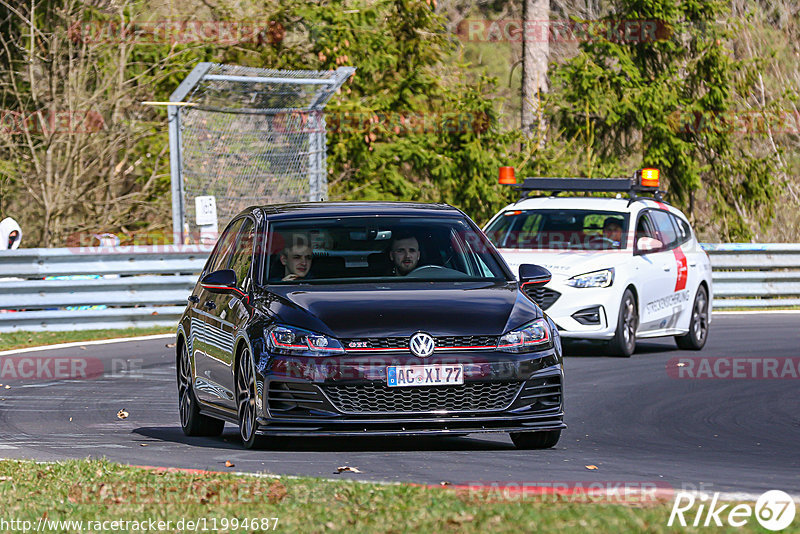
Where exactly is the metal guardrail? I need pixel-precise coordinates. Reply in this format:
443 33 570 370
0 243 797 332
701 243 800 308
0 246 210 332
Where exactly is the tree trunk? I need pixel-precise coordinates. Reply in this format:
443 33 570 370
522 0 549 139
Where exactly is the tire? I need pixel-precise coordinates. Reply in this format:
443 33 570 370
675 286 709 350
177 342 225 437
236 347 262 449
510 430 561 449
608 288 638 357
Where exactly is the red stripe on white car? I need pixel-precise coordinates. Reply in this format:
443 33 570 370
672 246 688 291
655 201 688 292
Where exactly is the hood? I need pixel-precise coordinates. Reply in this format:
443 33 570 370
256 281 540 338
498 249 624 280
0 217 21 250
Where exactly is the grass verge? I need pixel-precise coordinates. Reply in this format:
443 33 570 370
0 327 174 352
0 459 770 533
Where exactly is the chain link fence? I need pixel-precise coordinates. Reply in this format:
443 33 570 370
168 63 354 243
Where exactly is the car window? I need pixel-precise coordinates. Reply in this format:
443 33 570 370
635 211 656 240
672 214 692 245
485 209 630 250
229 218 255 291
650 210 679 250
208 218 244 273
263 216 509 284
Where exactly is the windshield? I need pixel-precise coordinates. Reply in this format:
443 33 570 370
263 216 510 284
485 209 631 250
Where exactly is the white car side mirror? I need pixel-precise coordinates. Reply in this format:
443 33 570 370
636 236 663 253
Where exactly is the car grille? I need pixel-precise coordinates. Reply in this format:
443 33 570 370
321 381 523 414
522 286 561 310
518 373 562 409
341 335 499 352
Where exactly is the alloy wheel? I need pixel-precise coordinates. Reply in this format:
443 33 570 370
237 348 257 443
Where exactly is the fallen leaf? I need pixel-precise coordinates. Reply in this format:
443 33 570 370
117 409 129 419
79 346 87 350
225 460 235 468
166 342 176 348
447 514 475 525
585 465 598 470
151 311 159 316
325 522 336 530
335 465 361 473
266 481 287 503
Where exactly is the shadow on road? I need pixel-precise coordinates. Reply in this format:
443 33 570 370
133 426 517 452
563 339 679 357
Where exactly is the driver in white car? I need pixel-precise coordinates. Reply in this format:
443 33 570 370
602 217 624 248
389 234 420 276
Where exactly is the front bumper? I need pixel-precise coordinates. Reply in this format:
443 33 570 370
527 282 624 340
253 350 564 436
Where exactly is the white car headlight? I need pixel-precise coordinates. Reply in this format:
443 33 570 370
566 268 614 288
266 325 345 356
497 318 551 353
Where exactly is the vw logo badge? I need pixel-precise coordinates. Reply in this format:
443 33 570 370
409 332 435 358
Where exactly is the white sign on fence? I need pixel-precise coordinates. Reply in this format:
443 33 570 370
195 196 218 226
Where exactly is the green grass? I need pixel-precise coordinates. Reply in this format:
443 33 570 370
0 459 773 533
0 327 174 352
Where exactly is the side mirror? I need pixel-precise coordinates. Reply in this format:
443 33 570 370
519 264 551 286
635 236 663 254
200 269 237 294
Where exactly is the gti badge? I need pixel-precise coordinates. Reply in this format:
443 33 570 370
409 332 435 358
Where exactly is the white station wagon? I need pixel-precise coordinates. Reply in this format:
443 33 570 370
484 169 713 356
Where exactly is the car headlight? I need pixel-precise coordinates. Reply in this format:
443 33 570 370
566 268 614 288
266 325 345 356
497 318 551 353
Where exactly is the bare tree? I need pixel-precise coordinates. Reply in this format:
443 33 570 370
0 0 204 246
522 0 548 138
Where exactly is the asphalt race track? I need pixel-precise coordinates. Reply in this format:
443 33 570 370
0 313 798 495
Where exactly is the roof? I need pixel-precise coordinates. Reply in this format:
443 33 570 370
255 201 464 221
511 196 641 212
499 196 689 220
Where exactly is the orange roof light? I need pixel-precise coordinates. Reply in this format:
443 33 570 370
640 168 659 188
499 166 516 185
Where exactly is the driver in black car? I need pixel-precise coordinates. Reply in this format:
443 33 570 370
389 233 420 276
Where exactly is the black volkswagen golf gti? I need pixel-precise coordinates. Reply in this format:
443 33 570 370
176 202 565 449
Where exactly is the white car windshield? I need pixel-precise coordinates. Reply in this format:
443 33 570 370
486 209 631 250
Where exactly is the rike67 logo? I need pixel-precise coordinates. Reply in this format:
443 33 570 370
669 490 796 530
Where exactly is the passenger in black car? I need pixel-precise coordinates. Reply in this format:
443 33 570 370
280 236 313 281
389 233 420 275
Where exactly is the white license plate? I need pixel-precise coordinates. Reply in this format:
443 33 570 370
386 364 464 387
